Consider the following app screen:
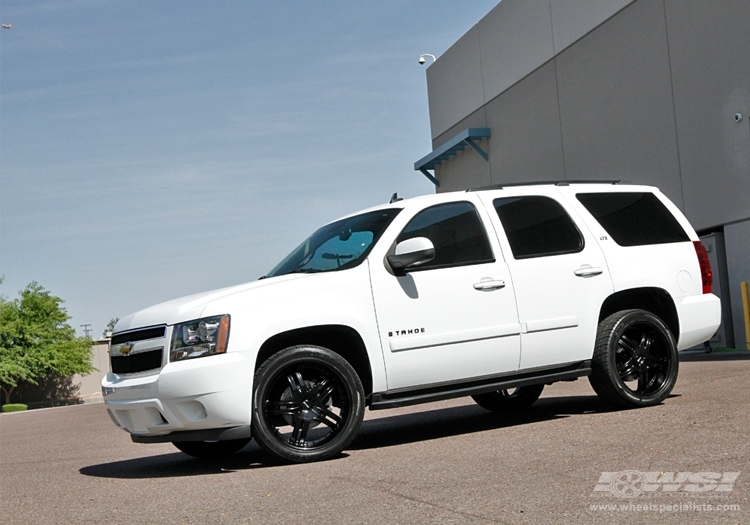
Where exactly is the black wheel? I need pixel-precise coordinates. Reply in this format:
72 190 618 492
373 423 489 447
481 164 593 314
589 309 678 408
471 384 544 412
172 438 250 459
251 345 365 463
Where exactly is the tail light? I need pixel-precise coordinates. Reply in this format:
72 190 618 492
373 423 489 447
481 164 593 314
693 241 713 294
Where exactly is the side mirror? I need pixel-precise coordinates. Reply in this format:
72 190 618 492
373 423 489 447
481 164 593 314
387 237 435 275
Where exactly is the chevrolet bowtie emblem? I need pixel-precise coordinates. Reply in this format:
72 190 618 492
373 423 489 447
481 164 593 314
119 343 134 355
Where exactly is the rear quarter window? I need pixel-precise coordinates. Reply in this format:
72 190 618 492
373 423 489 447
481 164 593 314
576 192 689 246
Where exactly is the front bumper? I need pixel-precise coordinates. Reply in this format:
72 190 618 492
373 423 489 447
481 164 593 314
102 351 253 439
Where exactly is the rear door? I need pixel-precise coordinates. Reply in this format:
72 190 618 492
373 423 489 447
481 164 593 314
476 187 614 370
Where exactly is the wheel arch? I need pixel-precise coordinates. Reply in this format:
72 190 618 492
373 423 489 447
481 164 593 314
255 324 374 396
599 287 679 340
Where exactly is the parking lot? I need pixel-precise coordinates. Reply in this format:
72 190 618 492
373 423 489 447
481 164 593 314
1 351 748 525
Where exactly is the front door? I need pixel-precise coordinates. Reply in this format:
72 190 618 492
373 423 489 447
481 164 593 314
369 198 521 391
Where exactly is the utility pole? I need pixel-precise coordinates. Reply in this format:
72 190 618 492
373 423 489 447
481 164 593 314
80 324 92 338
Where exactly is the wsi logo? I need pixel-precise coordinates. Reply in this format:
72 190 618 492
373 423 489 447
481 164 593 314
594 471 740 498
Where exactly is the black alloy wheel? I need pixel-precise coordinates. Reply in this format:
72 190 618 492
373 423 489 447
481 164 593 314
252 345 365 463
589 309 678 408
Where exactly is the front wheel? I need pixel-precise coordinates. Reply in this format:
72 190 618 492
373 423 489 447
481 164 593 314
471 384 544 412
589 309 678 408
252 345 365 463
172 438 251 459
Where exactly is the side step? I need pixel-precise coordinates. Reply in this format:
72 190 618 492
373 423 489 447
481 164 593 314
369 360 591 410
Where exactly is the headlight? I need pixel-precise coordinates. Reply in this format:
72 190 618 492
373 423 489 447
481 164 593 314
170 314 230 362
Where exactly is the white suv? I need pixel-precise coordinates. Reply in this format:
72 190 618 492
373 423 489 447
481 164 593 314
103 182 720 463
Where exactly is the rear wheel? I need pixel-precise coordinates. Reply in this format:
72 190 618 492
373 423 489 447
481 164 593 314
471 384 544 412
172 438 250 459
252 345 365 463
589 309 678 408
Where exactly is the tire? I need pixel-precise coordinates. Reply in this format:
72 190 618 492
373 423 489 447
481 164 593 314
471 384 544 412
172 438 251 459
252 345 365 463
589 309 678 408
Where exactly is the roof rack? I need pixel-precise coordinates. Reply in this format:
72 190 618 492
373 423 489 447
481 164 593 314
466 180 628 192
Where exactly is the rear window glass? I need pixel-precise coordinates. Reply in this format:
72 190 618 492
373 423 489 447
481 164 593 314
493 196 583 259
576 192 689 246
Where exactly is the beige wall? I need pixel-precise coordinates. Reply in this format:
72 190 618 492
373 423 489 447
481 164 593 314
73 339 110 403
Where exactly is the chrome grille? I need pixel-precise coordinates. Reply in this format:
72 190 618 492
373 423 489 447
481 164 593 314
110 324 167 374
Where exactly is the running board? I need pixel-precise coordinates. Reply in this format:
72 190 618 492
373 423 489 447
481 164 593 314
369 360 591 410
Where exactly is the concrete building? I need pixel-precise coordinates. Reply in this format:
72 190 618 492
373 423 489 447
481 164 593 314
416 0 749 349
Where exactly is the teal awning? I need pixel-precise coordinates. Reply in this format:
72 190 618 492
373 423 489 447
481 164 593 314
414 128 491 186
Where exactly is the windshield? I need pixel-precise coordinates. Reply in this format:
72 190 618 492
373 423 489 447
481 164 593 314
265 208 401 278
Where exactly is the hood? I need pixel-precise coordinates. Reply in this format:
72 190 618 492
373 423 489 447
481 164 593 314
114 274 306 332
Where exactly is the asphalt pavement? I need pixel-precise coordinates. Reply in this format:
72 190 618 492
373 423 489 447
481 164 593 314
1 351 748 525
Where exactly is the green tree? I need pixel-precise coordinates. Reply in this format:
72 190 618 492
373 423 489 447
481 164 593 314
103 317 119 338
0 282 94 405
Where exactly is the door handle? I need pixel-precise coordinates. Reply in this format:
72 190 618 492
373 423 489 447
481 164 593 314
574 266 603 277
473 279 506 291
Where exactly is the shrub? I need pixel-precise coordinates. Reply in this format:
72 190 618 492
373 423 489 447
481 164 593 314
2 403 29 413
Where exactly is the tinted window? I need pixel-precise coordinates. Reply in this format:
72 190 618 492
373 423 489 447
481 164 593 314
267 209 401 277
576 192 689 246
493 196 583 259
398 201 494 270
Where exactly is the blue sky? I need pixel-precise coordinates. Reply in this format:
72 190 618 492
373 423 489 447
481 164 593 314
0 1 499 337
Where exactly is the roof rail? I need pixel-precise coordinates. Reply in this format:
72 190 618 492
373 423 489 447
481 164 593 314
466 180 628 192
